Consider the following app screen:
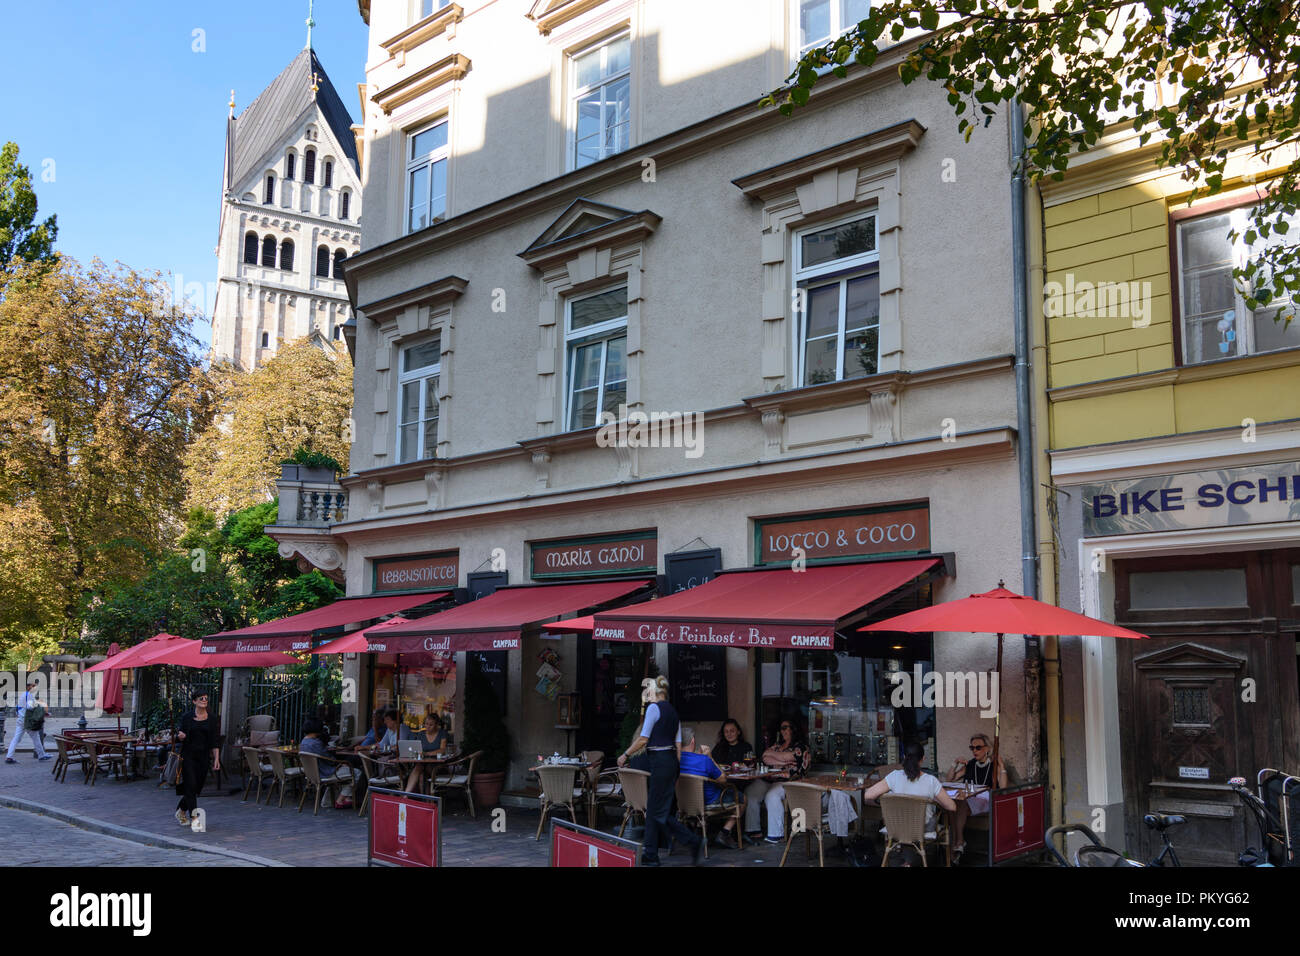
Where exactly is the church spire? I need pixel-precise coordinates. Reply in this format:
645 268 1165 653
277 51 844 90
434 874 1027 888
305 0 315 50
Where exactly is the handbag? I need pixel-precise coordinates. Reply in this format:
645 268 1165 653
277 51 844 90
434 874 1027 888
162 749 182 789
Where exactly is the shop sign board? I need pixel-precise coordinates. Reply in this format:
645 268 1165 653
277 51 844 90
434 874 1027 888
756 505 930 565
1081 462 1300 537
373 552 459 592
549 819 639 867
530 531 657 579
368 789 441 867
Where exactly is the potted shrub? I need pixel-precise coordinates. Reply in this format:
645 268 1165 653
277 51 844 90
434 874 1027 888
461 661 509 808
279 446 343 483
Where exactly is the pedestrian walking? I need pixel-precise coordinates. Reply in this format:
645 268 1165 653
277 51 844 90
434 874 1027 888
5 678 51 763
174 690 220 826
616 675 703 866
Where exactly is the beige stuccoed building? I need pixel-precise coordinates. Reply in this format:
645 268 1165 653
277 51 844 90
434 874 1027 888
268 0 1041 822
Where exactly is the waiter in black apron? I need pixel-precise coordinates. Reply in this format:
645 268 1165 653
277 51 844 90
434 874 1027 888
617 675 703 866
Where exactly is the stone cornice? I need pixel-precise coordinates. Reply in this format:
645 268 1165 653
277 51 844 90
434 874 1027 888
357 274 468 322
380 4 463 58
731 119 926 200
1048 346 1300 402
372 53 471 116
526 0 613 35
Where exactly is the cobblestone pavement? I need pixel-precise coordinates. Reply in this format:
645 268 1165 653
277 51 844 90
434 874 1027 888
0 807 255 867
0 752 867 867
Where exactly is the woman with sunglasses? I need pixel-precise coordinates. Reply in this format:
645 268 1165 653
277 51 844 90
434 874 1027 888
947 733 1006 861
174 690 220 827
758 716 811 844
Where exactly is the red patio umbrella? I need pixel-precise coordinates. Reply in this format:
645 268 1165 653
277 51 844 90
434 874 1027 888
85 633 187 672
858 583 1147 777
142 639 297 669
93 643 126 731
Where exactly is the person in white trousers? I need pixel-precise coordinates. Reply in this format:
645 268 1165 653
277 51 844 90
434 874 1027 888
5 679 50 763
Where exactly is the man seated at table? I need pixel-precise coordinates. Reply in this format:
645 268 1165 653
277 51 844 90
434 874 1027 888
947 733 1007 862
357 708 387 748
299 719 357 800
678 726 742 849
371 709 415 751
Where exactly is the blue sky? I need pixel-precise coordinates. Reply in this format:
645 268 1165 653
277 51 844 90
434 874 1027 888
0 0 369 354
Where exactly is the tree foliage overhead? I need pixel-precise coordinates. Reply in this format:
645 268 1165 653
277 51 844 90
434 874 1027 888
0 141 57 265
0 256 213 646
185 338 353 519
766 0 1300 322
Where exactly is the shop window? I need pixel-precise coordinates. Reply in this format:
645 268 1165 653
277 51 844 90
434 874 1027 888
406 120 449 234
564 286 628 430
796 0 871 57
570 32 631 171
397 335 441 463
1128 568 1248 610
1176 205 1299 364
793 213 880 385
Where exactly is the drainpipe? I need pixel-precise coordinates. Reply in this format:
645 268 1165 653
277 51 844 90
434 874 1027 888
1010 100 1056 820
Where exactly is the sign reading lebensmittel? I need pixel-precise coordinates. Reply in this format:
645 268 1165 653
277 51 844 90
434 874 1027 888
1081 462 1300 537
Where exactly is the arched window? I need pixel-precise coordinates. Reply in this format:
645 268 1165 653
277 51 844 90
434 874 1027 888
332 249 347 279
316 245 330 277
340 191 351 220
261 235 277 267
264 174 275 204
279 239 295 272
261 331 270 348
323 160 333 189
304 148 316 185
243 232 259 264
285 151 296 180
333 323 343 340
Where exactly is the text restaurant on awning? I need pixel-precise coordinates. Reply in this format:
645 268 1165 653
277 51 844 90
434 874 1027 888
590 557 949 649
369 579 656 653
201 591 452 654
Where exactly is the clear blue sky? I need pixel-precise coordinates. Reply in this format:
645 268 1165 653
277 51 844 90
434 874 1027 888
0 0 369 354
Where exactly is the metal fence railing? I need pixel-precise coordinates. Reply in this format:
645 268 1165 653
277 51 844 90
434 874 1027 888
246 669 313 741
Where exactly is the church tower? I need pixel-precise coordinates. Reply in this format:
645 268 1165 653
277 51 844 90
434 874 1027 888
211 40 362 370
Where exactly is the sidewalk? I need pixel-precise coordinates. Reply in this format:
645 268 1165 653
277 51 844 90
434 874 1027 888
0 754 847 867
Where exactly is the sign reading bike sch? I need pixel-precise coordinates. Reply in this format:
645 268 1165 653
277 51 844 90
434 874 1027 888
1081 463 1300 537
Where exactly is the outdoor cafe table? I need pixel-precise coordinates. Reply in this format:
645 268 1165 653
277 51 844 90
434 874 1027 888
379 752 464 795
940 782 989 866
93 736 167 781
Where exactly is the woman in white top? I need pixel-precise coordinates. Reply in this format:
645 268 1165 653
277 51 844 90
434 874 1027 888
863 741 957 833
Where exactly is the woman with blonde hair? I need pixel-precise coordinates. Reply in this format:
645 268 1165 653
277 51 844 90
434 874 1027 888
617 675 703 866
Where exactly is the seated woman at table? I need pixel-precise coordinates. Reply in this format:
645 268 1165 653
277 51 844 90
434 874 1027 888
759 716 811 845
947 733 1006 861
863 740 957 836
299 719 357 795
358 708 387 748
679 726 742 849
710 719 764 840
417 713 450 754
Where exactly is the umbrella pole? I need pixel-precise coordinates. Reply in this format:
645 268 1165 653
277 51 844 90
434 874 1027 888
991 632 1004 789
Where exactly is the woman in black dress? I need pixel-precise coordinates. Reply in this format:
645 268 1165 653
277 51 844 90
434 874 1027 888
175 690 220 826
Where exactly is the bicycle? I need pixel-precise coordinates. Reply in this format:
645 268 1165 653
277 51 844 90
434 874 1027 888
1046 813 1184 866
1229 774 1289 866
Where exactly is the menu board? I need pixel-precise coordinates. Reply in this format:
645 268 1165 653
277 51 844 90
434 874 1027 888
668 644 726 721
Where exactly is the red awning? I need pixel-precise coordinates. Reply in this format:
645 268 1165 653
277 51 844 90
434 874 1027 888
202 592 449 653
541 615 595 636
591 559 941 649
372 580 653 652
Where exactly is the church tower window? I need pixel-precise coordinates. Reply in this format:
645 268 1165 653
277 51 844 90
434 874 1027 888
304 148 316 184
243 232 259 264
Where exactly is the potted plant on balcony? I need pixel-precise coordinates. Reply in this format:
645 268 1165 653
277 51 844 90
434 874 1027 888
279 446 343 483
461 660 509 809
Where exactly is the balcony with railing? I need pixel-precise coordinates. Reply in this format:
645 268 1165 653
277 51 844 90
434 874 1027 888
265 465 349 583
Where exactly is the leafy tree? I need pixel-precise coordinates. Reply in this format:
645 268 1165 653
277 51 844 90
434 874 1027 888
0 256 213 651
0 141 57 265
185 337 353 518
766 0 1300 323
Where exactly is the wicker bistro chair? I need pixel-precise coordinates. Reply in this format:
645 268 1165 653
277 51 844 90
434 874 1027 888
297 752 350 815
778 782 833 867
263 748 305 808
535 765 584 840
617 768 651 837
879 794 946 867
676 773 744 858
241 747 275 803
357 753 405 818
430 751 481 818
84 739 128 786
51 736 83 783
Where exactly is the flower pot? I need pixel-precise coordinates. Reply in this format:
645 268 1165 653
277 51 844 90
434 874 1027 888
280 464 300 481
471 771 506 809
297 466 338 483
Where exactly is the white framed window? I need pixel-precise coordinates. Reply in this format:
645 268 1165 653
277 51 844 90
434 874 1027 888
415 0 450 21
569 32 631 171
792 212 880 386
397 336 441 463
796 0 870 57
406 120 449 234
564 286 628 430
1176 205 1299 365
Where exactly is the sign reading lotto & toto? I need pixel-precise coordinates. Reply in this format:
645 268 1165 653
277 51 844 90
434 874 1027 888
530 531 657 580
757 505 930 564
1081 463 1300 537
373 552 459 592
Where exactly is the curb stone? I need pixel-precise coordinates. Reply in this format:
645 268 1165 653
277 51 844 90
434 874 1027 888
0 795 289 867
